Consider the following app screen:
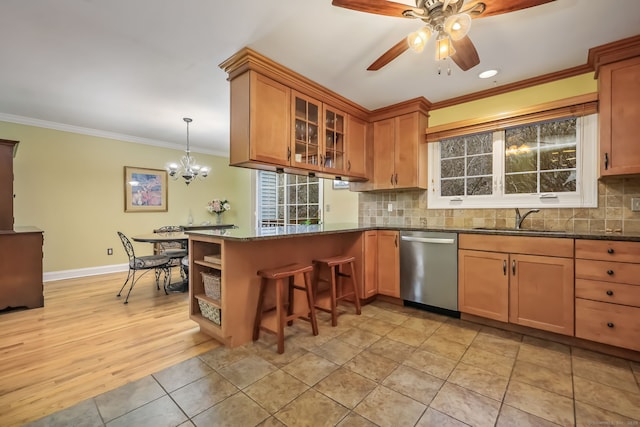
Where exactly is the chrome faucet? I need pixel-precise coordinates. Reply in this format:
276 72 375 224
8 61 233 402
515 208 540 229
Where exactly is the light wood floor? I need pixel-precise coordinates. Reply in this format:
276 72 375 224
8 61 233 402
0 271 220 427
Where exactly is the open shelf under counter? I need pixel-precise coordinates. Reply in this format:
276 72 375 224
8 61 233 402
195 293 221 309
194 259 222 270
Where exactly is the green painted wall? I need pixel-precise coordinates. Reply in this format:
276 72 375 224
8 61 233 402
1 121 254 273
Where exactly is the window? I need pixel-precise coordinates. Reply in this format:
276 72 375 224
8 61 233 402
256 171 322 227
428 114 598 209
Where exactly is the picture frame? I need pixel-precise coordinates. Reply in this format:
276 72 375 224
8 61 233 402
332 179 349 190
124 166 168 212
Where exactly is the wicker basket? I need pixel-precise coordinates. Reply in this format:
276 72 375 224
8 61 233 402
201 271 221 300
198 299 221 325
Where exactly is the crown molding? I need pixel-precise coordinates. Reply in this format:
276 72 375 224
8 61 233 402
587 34 640 78
0 113 227 157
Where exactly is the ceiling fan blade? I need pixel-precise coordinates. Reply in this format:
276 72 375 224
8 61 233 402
331 0 416 18
367 38 410 71
464 0 555 19
450 36 480 71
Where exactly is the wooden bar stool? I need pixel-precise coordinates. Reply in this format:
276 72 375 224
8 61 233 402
254 263 319 354
312 255 362 327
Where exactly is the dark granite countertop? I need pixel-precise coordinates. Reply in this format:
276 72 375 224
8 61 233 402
185 223 640 242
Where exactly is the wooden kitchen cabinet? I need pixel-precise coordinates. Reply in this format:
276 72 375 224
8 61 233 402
361 230 378 299
458 249 509 322
458 234 574 336
345 115 368 179
222 48 370 181
575 239 640 352
377 230 400 298
599 56 640 177
291 91 347 175
229 71 291 168
372 112 428 190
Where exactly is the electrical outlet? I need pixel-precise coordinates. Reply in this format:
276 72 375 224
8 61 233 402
632 197 640 212
325 204 331 213
107 248 113 255
387 203 393 212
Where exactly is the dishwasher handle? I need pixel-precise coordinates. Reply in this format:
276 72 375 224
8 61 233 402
400 236 455 244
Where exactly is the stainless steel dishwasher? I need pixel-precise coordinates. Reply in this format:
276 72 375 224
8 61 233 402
399 230 458 315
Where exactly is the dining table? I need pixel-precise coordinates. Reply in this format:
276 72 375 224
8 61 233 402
132 232 189 292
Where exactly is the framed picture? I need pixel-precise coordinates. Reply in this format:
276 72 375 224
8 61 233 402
332 179 349 190
124 166 168 212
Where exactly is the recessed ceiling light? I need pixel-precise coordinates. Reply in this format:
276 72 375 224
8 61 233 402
478 69 499 79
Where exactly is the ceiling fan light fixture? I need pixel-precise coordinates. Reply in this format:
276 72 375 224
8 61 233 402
444 13 471 40
435 33 455 60
407 26 432 53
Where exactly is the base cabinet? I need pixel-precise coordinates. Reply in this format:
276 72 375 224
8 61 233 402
377 230 400 298
0 229 44 310
361 230 378 299
458 249 508 322
575 240 640 352
458 234 574 336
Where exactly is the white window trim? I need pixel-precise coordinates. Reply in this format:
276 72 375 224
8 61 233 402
427 114 598 209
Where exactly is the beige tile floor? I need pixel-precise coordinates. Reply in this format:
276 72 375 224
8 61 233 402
29 300 640 427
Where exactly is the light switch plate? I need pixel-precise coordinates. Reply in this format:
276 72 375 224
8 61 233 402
632 198 640 212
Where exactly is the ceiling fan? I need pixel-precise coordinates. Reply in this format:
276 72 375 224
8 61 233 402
331 0 555 72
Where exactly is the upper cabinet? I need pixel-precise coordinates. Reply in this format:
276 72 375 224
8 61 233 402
346 115 368 179
229 71 291 167
220 48 370 181
291 91 348 175
372 111 429 191
599 56 640 177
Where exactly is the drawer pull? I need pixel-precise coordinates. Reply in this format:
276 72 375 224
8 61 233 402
607 270 614 275
607 248 614 254
606 290 613 296
607 322 615 328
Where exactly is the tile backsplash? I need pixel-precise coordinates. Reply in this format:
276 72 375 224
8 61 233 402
357 176 640 235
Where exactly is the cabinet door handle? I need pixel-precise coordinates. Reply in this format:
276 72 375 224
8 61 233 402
607 322 615 328
512 260 516 275
394 173 398 185
607 248 614 254
604 152 609 170
390 174 394 185
607 269 614 276
287 146 291 161
394 235 398 247
606 290 613 296
347 160 351 171
503 260 507 276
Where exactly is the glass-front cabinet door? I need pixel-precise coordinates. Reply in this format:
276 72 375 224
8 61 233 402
323 105 346 173
292 92 320 169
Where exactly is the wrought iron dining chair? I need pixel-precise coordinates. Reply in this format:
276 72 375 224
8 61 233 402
153 225 188 282
116 231 171 304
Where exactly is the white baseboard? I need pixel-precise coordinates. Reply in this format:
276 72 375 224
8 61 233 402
44 264 129 283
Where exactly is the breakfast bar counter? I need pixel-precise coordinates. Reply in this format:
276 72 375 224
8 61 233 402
186 224 367 347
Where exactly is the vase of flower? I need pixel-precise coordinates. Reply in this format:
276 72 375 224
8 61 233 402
206 198 230 225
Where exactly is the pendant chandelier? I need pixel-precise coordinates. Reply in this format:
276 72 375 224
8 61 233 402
166 117 210 185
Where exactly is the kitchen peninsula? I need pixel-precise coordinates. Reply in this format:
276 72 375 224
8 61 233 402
186 224 369 348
